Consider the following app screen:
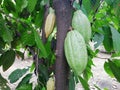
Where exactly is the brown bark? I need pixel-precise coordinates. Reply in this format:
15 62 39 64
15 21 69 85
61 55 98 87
53 0 72 90
42 4 49 43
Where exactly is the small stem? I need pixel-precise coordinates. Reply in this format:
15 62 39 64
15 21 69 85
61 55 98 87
91 0 104 26
96 56 110 59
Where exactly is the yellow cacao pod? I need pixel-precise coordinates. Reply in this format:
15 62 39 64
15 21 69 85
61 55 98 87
64 30 88 75
72 10 91 43
45 7 55 38
47 77 55 90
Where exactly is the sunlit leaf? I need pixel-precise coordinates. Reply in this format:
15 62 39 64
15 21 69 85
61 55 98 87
78 76 90 90
21 31 35 46
82 0 92 15
113 59 120 68
30 62 35 72
105 0 114 5
83 57 93 81
90 0 101 12
34 8 44 28
110 26 120 53
104 61 114 77
15 0 28 13
33 30 48 58
27 0 37 12
103 26 113 52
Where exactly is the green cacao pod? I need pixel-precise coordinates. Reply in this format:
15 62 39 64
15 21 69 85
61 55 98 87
72 10 91 43
64 30 88 75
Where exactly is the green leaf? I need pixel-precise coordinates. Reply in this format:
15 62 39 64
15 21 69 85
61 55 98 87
73 0 80 10
0 16 13 43
78 76 90 90
87 45 99 57
38 64 49 85
69 72 75 90
90 0 101 12
93 33 104 48
34 8 44 28
8 68 29 83
30 62 35 72
111 52 120 58
113 0 120 20
40 0 49 6
0 0 2 5
104 61 114 77
39 64 49 81
110 26 120 53
15 50 24 60
27 0 38 12
0 15 13 43
83 57 93 81
108 60 120 82
105 0 114 5
0 38 5 53
3 0 16 13
16 74 32 89
15 0 28 13
94 84 101 90
21 31 35 46
33 30 48 58
113 59 120 68
0 74 10 90
16 84 32 90
0 50 15 71
82 0 92 15
103 26 113 52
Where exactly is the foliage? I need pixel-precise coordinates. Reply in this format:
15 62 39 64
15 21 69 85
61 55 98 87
0 0 120 90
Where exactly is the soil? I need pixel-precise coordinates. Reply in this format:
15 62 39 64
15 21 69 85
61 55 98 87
76 46 120 90
0 48 120 90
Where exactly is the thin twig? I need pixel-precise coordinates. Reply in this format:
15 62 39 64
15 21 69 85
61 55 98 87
96 56 110 59
91 0 104 26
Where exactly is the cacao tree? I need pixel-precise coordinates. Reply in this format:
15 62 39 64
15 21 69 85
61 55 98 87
0 0 120 90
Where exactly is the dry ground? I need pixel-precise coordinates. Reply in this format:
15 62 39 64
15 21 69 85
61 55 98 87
1 50 120 90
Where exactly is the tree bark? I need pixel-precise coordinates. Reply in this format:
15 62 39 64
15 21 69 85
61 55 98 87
53 0 72 90
42 4 49 43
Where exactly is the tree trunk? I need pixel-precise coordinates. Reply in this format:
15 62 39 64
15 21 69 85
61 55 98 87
53 0 72 90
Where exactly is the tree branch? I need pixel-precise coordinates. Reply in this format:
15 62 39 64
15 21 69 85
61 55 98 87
53 0 72 90
42 2 50 43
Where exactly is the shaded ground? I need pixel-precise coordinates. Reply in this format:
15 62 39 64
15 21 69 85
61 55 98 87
1 51 120 90
0 58 36 90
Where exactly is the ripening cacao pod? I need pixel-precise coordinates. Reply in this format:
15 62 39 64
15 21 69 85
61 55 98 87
64 30 88 75
72 10 91 43
45 7 56 38
47 77 55 90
